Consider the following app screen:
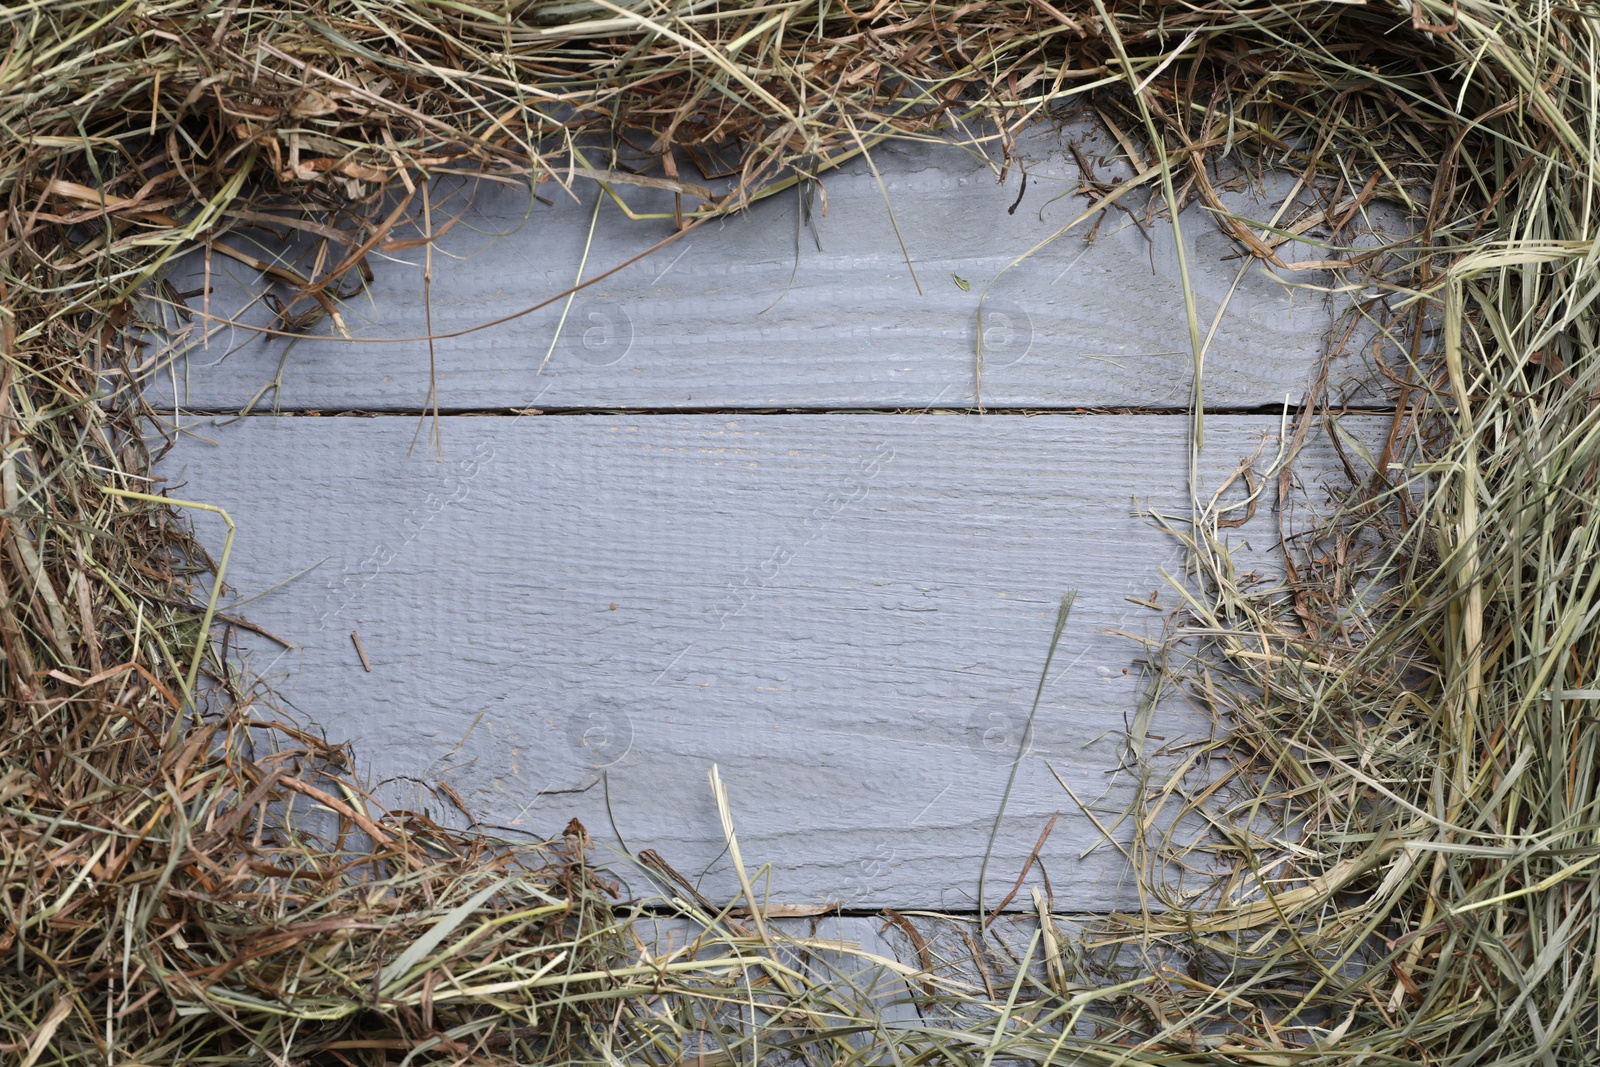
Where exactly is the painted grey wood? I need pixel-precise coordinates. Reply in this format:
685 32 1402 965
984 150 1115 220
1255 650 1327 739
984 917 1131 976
162 413 1361 910
149 130 1366 412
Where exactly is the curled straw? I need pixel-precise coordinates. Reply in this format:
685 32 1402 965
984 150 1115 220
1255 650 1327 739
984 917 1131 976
3 0 1597 1063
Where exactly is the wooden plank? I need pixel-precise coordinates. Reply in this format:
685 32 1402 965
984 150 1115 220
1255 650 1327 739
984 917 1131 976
162 413 1359 910
149 130 1360 412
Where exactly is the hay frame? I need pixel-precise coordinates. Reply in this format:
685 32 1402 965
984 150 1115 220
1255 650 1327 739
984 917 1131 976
1 0 1595 1063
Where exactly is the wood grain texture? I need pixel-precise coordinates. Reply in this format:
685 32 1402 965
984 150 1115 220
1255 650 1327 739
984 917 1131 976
162 413 1369 910
149 128 1378 413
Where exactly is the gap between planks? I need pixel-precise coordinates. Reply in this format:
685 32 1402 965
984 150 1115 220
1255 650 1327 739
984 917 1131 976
166 403 1396 418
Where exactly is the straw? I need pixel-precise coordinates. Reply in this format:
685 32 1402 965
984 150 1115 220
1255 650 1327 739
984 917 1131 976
4 0 1596 1063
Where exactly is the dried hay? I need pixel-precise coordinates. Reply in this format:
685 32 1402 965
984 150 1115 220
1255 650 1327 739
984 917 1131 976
1 0 1593 1063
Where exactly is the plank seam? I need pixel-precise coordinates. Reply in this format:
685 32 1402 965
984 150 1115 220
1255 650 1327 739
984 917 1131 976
169 403 1397 418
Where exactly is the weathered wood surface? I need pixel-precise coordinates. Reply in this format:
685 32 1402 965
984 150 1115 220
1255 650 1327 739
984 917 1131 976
151 130 1362 412
163 412 1366 910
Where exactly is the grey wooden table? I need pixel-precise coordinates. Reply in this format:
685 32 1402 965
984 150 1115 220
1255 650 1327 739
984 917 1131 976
152 125 1385 915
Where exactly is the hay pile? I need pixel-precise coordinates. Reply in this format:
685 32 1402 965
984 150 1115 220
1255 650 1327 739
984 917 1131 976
1 0 1596 1062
